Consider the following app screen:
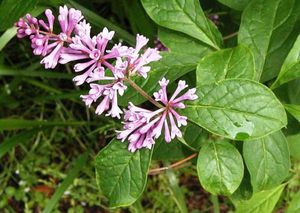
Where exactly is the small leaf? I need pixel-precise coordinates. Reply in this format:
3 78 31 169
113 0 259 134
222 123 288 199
272 35 300 89
197 140 244 195
238 0 300 81
141 0 223 50
119 52 198 106
158 27 212 57
95 139 152 208
183 79 287 140
196 45 255 87
235 184 285 213
217 0 249 11
284 104 300 123
243 131 290 192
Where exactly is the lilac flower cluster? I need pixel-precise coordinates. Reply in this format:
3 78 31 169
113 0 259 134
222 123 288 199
117 78 198 152
16 6 198 152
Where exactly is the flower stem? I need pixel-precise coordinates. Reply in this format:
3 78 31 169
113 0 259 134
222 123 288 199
124 77 163 108
148 153 197 175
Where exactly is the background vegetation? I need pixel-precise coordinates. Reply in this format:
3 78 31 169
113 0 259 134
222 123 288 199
1 0 300 212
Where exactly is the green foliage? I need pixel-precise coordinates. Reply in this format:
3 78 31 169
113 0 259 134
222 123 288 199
95 139 152 208
196 45 255 86
141 0 223 50
183 79 287 140
272 35 300 89
238 0 300 81
243 131 290 192
235 184 285 213
197 140 244 195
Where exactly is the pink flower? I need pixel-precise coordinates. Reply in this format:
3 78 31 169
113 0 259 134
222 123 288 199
59 27 128 85
15 6 83 69
117 78 198 152
80 80 127 119
126 34 162 78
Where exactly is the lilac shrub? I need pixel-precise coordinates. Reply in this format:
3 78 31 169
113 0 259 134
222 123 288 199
15 5 197 152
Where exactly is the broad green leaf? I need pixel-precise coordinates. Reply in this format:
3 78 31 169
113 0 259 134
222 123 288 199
0 0 38 31
158 27 212 57
287 133 300 160
196 45 255 87
284 104 300 122
238 0 300 82
43 152 88 213
183 79 287 140
141 0 223 50
243 131 290 192
271 35 300 89
286 191 300 213
235 184 285 213
217 0 249 11
197 140 244 195
95 139 152 208
119 52 199 106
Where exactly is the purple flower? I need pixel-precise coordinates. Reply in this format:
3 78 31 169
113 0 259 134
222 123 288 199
126 34 162 78
15 5 83 69
80 79 127 119
59 27 127 85
117 78 198 152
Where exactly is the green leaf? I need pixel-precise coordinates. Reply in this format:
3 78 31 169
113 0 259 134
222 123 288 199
0 0 38 31
158 27 212 57
196 45 255 87
43 152 88 213
284 104 300 122
141 0 223 50
286 191 300 213
235 184 285 213
243 131 290 192
287 133 300 160
95 139 152 208
217 0 249 11
183 79 287 140
119 52 198 106
238 0 300 82
197 140 244 195
271 35 300 89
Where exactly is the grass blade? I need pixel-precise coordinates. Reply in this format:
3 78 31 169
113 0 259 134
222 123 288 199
0 65 72 79
43 152 89 213
0 129 38 159
0 119 89 131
